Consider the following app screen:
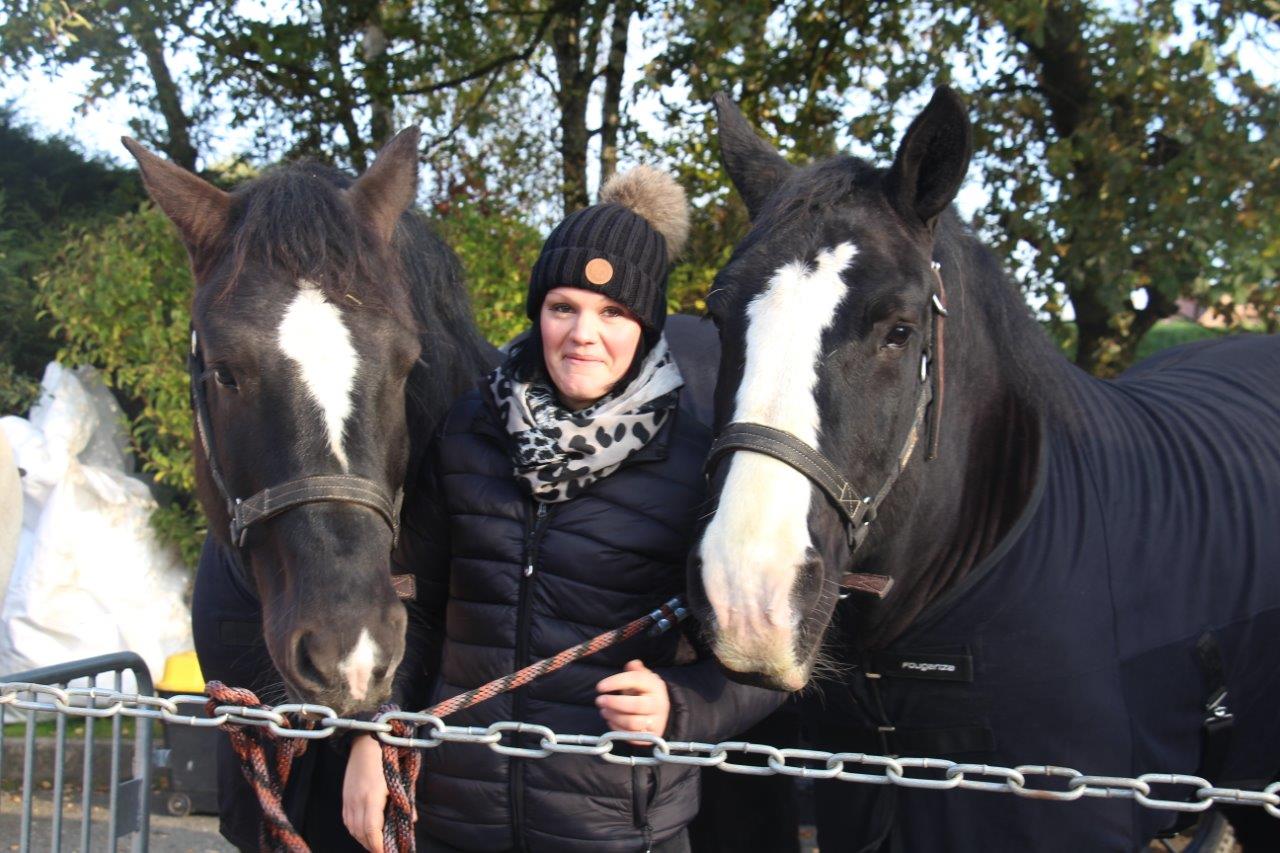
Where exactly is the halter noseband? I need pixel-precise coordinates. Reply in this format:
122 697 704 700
189 328 403 552
705 262 949 595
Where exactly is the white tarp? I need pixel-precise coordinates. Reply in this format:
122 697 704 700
0 363 192 688
0 429 19 609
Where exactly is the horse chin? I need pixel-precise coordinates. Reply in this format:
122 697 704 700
278 673 390 717
711 634 811 692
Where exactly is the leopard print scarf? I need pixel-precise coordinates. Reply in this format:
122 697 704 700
489 338 684 502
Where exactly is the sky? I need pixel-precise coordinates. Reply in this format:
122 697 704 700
4 6 1274 228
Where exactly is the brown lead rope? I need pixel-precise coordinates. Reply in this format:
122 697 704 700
379 596 689 852
205 682 314 853
209 597 688 853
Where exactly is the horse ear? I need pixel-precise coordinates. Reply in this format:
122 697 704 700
346 127 421 245
121 137 230 254
712 93 794 220
885 86 972 231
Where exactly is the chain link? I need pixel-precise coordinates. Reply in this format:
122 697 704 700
2 682 1276 817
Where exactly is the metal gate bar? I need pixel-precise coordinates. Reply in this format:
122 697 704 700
2 652 154 853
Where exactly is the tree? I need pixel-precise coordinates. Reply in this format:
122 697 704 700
0 110 143 412
542 0 637 210
648 0 1279 375
1 1 208 169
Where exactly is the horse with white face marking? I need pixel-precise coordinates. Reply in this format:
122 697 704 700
124 132 498 716
691 89 1280 849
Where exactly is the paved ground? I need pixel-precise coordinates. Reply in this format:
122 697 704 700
0 791 232 852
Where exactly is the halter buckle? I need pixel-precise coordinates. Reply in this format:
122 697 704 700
230 498 248 548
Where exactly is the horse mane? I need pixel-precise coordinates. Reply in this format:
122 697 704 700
935 213 1079 419
220 162 406 312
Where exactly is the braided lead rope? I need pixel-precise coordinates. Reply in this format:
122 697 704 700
380 712 422 852
206 682 313 853
378 596 689 852
426 597 685 719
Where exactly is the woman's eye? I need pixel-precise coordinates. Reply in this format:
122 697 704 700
601 307 622 318
883 324 913 348
550 303 573 314
213 366 238 388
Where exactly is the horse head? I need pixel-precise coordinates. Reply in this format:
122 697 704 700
124 132 426 713
690 89 1008 691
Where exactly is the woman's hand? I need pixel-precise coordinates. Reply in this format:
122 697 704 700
595 659 670 737
343 734 388 852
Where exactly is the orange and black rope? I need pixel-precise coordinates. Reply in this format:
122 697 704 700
206 682 313 853
212 597 686 853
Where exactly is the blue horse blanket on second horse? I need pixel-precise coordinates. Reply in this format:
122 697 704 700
809 334 1280 852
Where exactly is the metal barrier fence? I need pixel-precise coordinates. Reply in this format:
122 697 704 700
2 677 1278 823
1 653 153 853
0 665 1278 850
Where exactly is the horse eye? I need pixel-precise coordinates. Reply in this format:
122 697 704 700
884 324 913 348
213 366 238 389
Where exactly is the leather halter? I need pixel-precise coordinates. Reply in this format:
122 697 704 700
188 328 403 551
705 262 950 597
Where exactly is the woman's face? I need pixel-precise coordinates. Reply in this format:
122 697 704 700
540 287 643 409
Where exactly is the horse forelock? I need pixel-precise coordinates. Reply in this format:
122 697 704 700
214 162 407 315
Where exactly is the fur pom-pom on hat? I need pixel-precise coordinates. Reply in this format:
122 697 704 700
599 166 690 263
526 165 690 334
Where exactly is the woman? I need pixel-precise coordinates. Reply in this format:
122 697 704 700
343 166 781 852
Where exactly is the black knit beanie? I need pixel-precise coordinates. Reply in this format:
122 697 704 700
527 166 690 335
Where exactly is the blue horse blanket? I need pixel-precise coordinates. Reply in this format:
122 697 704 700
809 334 1280 851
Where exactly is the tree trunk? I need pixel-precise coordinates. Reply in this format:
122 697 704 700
362 4 394 152
320 4 370 170
134 25 198 170
550 0 593 213
598 0 633 187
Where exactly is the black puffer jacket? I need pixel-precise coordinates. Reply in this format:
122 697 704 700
391 384 782 853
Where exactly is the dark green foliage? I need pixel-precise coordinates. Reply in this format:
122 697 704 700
646 0 1279 376
436 198 545 346
0 109 143 414
36 204 202 565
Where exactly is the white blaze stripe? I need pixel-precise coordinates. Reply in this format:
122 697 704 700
277 282 358 470
337 628 378 702
699 243 856 678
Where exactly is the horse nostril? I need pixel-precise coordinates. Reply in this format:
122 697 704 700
293 632 328 689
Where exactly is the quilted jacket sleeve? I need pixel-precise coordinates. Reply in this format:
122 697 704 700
389 437 451 712
658 633 788 743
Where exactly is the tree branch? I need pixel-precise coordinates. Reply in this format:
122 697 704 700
394 2 566 97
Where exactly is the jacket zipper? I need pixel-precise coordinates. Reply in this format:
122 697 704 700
511 500 550 851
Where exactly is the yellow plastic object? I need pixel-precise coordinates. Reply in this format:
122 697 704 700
156 650 206 694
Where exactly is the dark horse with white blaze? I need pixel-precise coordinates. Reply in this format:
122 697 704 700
125 129 497 713
691 88 1280 850
125 131 499 847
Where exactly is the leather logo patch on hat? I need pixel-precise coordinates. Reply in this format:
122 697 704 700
584 257 614 285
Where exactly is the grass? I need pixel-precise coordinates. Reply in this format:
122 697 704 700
1053 316 1264 367
2 718 143 739
1134 318 1242 362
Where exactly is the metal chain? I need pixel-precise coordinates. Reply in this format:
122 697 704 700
4 682 1278 818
